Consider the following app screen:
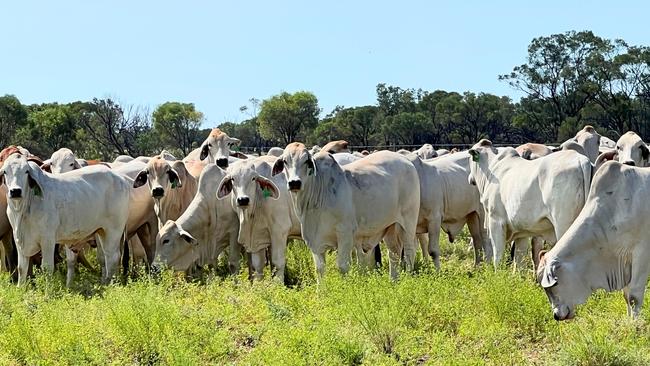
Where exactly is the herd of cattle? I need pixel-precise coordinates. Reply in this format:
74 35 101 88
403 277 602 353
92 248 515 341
0 125 649 321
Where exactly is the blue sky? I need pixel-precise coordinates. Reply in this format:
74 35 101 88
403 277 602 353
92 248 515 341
2 1 649 127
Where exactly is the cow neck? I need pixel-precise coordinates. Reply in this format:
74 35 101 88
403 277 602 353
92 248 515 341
292 158 343 216
472 153 497 195
237 185 266 251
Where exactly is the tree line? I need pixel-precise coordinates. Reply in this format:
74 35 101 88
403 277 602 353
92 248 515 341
2 30 649 159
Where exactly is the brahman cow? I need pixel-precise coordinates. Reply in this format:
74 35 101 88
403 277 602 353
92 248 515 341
468 139 592 269
155 164 241 273
0 154 130 285
538 161 650 320
615 131 649 167
133 155 201 229
217 156 301 281
198 128 246 168
272 143 420 280
407 152 488 269
563 125 601 163
415 144 437 160
267 147 284 157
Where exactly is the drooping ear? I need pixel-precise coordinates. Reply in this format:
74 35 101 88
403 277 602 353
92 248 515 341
229 137 242 147
27 171 43 197
41 160 52 173
168 169 182 189
217 176 233 199
468 149 480 162
540 260 559 289
595 150 617 171
256 176 280 200
0 171 4 186
538 250 548 265
272 158 285 176
73 160 82 170
306 154 317 176
178 228 198 245
229 151 248 159
640 144 649 162
133 170 148 188
199 144 210 161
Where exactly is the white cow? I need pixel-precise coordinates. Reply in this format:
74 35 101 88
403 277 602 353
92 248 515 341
267 147 284 157
468 139 592 269
569 125 601 163
217 156 301 281
615 131 649 167
155 164 241 274
198 128 246 168
133 156 201 229
538 161 650 320
415 144 437 160
0 154 130 285
272 143 420 280
407 152 488 269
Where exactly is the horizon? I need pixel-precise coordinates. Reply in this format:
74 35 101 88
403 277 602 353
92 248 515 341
2 1 650 127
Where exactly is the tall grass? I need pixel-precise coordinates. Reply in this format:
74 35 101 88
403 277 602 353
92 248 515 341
0 234 648 365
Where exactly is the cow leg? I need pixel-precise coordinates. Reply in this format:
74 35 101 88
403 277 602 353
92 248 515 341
227 234 242 275
417 233 430 262
427 217 442 270
40 241 56 276
467 213 484 266
624 259 650 318
250 249 266 281
487 218 506 268
335 232 353 275
16 248 29 286
64 246 77 288
312 251 327 280
512 238 529 272
383 225 403 280
531 237 544 270
270 232 287 283
96 232 121 285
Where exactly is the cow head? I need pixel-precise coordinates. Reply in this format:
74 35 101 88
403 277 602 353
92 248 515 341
217 160 279 214
536 251 591 321
154 220 198 272
133 156 183 199
467 139 498 187
272 142 316 192
615 131 649 167
199 128 244 168
47 148 81 174
0 153 44 206
574 125 601 163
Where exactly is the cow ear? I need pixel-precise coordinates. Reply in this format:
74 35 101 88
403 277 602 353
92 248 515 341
229 151 247 159
538 250 548 265
178 229 197 245
27 172 43 197
0 171 4 186
216 176 233 199
73 160 82 170
256 176 280 200
168 169 182 189
133 170 148 188
641 144 649 161
468 149 480 162
306 154 317 176
272 159 285 176
540 260 559 289
41 161 52 173
200 144 209 161
229 137 242 147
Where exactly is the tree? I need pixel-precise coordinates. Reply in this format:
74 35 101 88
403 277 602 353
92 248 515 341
153 102 203 156
258 91 319 144
0 95 27 148
16 103 79 157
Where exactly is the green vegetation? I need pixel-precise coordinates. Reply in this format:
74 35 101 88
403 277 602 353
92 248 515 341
1 235 648 365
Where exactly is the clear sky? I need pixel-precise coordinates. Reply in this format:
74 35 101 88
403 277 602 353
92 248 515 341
2 1 649 127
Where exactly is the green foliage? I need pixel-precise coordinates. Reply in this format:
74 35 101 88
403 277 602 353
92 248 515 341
153 102 203 156
0 94 28 148
258 91 320 144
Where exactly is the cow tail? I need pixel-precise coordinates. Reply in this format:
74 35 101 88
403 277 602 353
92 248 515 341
121 231 130 278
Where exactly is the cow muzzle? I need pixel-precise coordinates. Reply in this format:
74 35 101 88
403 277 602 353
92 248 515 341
552 305 574 321
216 158 229 168
288 179 302 191
9 188 22 199
236 196 250 207
152 187 164 198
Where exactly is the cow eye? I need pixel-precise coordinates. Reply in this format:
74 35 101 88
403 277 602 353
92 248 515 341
69 163 74 167
162 239 170 245
208 144 212 148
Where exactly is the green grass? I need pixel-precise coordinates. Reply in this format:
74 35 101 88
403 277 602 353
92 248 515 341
0 233 649 365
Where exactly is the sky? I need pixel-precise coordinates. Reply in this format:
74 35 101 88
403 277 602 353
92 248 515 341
2 1 650 127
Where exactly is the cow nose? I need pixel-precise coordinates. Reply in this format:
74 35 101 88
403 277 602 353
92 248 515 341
9 188 22 198
623 160 635 166
553 312 560 321
152 187 164 198
237 196 250 206
216 158 229 168
288 179 302 191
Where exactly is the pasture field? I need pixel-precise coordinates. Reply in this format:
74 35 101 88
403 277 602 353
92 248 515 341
0 234 648 366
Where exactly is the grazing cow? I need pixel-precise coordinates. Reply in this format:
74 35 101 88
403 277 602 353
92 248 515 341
468 139 592 269
198 128 246 168
217 156 301 281
133 156 201 228
615 131 649 167
515 143 553 160
0 154 130 285
415 144 437 160
407 152 488 269
267 147 284 157
538 162 650 320
272 143 420 280
155 164 241 273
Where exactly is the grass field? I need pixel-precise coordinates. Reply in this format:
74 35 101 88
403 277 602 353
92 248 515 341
0 233 648 366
